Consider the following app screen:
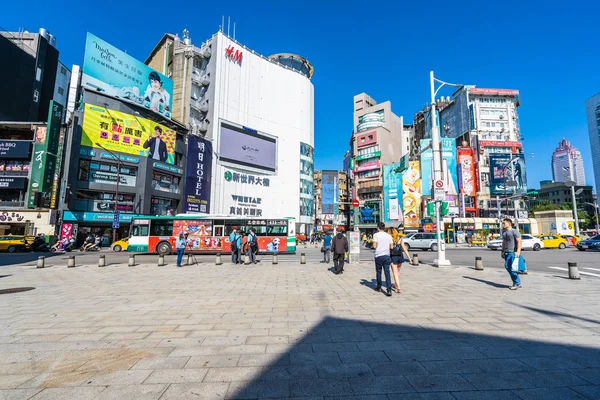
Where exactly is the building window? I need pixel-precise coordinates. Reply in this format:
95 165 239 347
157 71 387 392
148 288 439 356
57 87 65 95
0 160 30 176
33 90 39 103
152 172 180 194
36 68 42 82
151 197 177 216
60 66 67 75
78 160 137 187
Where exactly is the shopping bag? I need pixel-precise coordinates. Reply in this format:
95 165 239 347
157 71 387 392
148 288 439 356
518 256 527 272
511 256 520 272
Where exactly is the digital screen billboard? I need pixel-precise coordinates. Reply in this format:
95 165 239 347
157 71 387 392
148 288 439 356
321 171 338 215
81 104 176 164
219 122 277 172
82 33 174 119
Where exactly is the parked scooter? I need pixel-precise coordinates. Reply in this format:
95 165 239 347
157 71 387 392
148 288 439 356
29 236 50 252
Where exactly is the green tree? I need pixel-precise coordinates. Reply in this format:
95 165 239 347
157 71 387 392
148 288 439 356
530 200 562 216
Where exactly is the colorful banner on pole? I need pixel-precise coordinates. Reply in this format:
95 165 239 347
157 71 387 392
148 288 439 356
402 161 421 228
184 136 212 214
457 147 476 196
81 104 176 164
383 163 404 224
82 32 174 119
28 101 63 208
420 138 457 197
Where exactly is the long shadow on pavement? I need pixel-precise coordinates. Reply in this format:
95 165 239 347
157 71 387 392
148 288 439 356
463 276 510 289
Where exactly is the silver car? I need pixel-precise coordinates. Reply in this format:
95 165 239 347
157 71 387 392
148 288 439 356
403 233 438 251
487 234 543 251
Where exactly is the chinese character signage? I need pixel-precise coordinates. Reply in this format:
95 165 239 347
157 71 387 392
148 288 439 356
81 104 176 164
184 136 212 214
383 163 403 224
457 147 476 196
222 169 272 217
28 101 63 208
402 161 421 228
82 33 173 119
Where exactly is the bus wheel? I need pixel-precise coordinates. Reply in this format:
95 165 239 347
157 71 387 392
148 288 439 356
157 242 172 256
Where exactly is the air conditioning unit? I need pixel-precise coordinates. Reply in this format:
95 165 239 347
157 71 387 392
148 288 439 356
201 74 210 86
199 99 209 112
202 48 212 59
198 119 210 132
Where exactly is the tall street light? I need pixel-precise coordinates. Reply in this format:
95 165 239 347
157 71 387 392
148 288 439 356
429 71 464 267
95 142 121 243
562 166 580 236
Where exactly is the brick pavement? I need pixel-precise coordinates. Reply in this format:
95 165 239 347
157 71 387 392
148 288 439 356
0 259 598 399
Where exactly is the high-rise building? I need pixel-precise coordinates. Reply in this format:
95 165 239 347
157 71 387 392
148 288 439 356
551 139 585 186
585 93 600 194
146 30 315 234
351 93 407 231
314 170 349 231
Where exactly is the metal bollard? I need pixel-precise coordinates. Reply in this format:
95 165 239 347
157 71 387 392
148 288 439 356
568 262 581 280
300 253 306 264
128 254 135 267
272 253 278 265
98 255 106 267
216 253 222 265
412 254 419 266
475 256 484 271
37 256 45 269
244 254 250 265
67 255 75 268
158 254 165 266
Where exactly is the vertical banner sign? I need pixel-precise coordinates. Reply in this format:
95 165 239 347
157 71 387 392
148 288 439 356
321 171 337 215
402 161 421 228
441 138 458 196
457 147 476 196
383 163 404 224
28 101 63 208
49 127 66 208
184 136 212 213
420 139 433 196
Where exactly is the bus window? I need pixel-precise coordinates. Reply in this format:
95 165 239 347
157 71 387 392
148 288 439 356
252 225 268 236
267 225 288 235
132 224 149 237
214 226 224 237
151 220 173 237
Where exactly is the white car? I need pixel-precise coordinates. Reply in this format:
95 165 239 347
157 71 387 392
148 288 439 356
487 234 543 251
403 233 439 251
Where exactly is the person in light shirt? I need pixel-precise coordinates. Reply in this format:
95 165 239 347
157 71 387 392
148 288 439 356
372 221 394 297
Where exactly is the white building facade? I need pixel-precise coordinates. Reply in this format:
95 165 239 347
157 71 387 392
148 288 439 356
585 93 600 194
551 139 585 186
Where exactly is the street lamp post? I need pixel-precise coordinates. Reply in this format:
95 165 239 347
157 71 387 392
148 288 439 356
95 142 121 243
562 166 580 236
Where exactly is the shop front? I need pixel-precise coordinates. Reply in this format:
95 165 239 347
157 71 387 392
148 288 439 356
61 211 135 247
0 210 57 236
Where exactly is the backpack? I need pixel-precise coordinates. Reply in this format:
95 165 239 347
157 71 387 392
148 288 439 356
231 234 239 250
391 240 404 256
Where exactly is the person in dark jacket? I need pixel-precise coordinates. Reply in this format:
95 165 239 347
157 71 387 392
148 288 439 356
143 126 168 162
331 227 349 275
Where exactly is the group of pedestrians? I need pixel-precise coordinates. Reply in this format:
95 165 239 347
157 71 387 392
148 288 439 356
370 222 412 297
228 228 259 265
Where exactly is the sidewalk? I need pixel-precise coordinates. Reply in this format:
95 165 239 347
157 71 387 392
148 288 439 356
0 260 598 399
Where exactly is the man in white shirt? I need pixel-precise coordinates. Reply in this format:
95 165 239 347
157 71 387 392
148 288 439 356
372 221 393 297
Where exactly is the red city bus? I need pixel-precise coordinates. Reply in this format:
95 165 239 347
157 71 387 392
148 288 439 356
127 215 296 255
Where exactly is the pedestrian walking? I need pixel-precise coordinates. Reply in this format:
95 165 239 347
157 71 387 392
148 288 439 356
388 228 411 293
176 232 188 267
331 227 349 274
501 218 523 290
373 222 393 297
321 231 332 263
236 232 244 264
229 228 240 264
247 228 258 264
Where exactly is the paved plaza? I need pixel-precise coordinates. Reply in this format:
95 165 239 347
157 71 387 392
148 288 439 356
0 254 599 399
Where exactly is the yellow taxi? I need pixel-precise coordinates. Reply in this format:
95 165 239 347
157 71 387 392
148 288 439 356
111 237 129 252
0 235 27 252
558 235 582 247
537 235 569 249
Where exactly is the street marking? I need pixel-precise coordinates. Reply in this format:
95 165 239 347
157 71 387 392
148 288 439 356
549 267 600 278
585 268 600 272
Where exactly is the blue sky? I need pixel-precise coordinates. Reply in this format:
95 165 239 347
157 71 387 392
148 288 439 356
4 0 600 190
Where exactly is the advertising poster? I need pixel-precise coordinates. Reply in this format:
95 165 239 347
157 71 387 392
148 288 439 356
457 147 476 196
420 139 457 197
420 139 432 196
321 171 338 215
0 140 30 159
489 154 511 195
81 104 176 164
402 161 421 228
383 163 404 224
219 122 277 172
82 33 173 119
184 136 212 214
28 101 63 208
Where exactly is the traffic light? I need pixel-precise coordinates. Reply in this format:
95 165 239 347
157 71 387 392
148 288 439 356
427 202 435 217
440 201 449 216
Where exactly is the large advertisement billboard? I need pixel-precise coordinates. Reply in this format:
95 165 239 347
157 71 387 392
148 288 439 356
28 101 63 208
81 104 176 164
219 122 277 172
457 147 476 196
402 161 421 228
82 33 173 119
383 163 404 224
321 171 338 215
184 136 212 214
420 138 457 197
489 153 527 195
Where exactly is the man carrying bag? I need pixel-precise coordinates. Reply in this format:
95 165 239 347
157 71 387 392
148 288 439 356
331 227 349 275
501 218 523 290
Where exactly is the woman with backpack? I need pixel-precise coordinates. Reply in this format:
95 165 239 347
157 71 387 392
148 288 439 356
388 228 411 293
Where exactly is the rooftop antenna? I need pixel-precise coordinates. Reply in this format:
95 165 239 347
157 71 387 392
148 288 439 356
233 22 236 40
221 16 224 32
227 16 230 37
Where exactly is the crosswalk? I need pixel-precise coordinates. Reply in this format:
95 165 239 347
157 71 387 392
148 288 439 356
548 266 600 278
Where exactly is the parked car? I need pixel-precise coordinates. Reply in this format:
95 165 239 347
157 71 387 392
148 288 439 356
111 238 129 252
487 234 543 251
576 235 600 251
0 235 28 253
538 235 568 249
558 235 582 247
403 233 438 251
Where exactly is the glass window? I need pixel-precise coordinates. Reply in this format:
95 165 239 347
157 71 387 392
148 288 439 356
151 220 173 236
132 224 149 236
151 198 177 216
152 172 180 194
267 225 288 235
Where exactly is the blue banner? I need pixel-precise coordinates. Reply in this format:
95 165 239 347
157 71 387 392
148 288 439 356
383 163 403 223
420 138 457 198
82 32 174 120
184 136 212 213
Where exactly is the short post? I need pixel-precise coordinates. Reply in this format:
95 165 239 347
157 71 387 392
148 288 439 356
187 254 193 266
412 254 419 266
216 253 222 265
158 254 165 267
128 254 135 267
244 254 250 265
300 253 306 264
568 262 580 280
272 253 278 265
475 256 484 271
304 242 307 248
37 256 45 269
67 255 75 268
98 255 106 267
